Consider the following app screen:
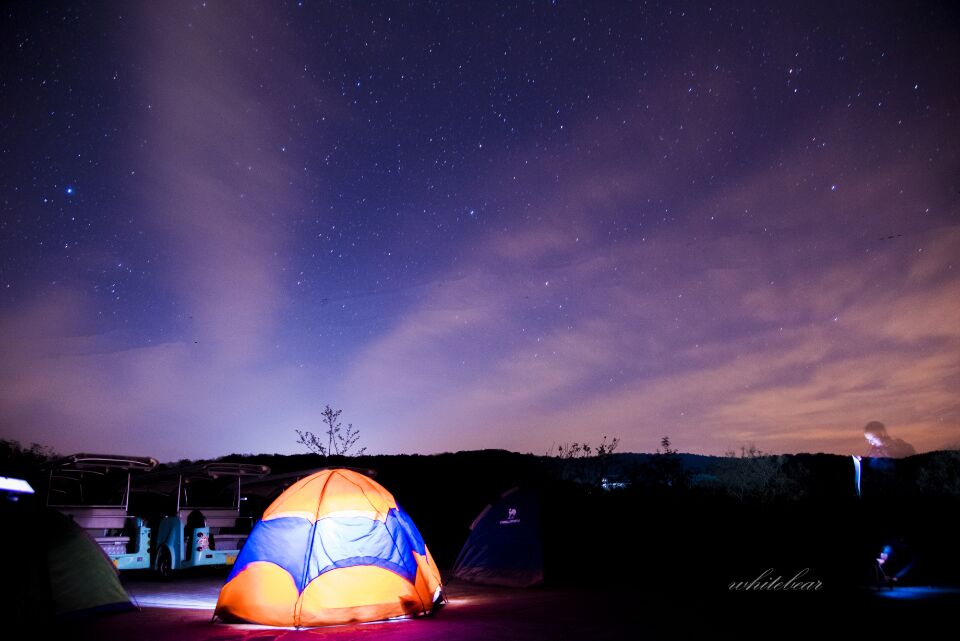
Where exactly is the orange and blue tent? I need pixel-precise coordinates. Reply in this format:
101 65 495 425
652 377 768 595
215 468 443 627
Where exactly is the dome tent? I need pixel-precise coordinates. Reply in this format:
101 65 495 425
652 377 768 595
452 486 544 587
215 468 443 627
0 501 134 622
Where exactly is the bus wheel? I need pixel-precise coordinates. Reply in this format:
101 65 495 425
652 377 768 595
156 548 173 580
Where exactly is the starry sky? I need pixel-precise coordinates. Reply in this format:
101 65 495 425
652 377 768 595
1 1 958 462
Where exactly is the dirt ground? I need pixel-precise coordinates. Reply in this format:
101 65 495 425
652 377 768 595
63 570 960 640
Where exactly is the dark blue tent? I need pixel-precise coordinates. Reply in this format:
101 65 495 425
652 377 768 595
452 487 543 587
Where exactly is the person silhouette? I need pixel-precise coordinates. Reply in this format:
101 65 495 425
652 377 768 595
864 421 916 458
875 544 896 588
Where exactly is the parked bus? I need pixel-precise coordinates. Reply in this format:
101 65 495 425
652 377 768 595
132 462 269 577
45 453 159 570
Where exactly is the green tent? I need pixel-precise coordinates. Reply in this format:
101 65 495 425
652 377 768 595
0 500 135 621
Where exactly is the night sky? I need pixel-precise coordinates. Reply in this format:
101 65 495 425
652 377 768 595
1 1 958 462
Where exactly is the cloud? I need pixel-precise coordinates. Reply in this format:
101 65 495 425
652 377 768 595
131 3 318 359
0 3 340 460
0 286 349 460
342 95 960 455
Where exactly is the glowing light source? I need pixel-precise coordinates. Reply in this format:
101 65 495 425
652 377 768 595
852 455 862 496
0 476 34 495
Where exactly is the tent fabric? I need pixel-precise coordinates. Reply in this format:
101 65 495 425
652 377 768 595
215 468 443 627
452 487 544 587
0 502 134 622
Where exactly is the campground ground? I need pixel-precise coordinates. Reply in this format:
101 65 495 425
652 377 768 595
10 449 958 638
66 568 960 640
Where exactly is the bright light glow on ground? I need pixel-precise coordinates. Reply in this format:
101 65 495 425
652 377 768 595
126 579 443 627
871 586 960 601
126 580 221 611
131 592 217 610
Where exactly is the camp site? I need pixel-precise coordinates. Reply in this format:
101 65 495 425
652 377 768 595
3 0 959 639
1 447 958 639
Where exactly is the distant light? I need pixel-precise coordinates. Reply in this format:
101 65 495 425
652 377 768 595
602 477 629 491
0 477 35 495
65 185 75 195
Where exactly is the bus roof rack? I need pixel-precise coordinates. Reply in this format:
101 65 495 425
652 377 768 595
47 453 159 472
